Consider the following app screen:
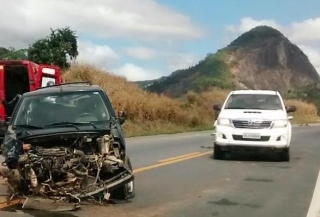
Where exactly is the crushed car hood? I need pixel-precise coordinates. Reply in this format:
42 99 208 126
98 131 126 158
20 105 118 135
8 122 112 141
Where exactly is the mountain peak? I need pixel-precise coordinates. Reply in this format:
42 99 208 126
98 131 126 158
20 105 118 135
143 26 320 97
227 25 286 48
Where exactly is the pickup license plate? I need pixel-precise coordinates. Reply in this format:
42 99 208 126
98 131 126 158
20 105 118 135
242 133 261 139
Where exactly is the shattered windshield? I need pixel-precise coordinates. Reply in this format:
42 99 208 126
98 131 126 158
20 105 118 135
12 91 111 127
224 94 284 110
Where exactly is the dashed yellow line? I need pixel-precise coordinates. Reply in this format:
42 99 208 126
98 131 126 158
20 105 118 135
158 152 201 163
133 151 212 174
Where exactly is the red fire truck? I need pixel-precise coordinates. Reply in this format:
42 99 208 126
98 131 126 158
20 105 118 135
0 60 62 141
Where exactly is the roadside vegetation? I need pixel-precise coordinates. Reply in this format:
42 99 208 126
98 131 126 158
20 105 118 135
62 64 212 137
62 64 320 137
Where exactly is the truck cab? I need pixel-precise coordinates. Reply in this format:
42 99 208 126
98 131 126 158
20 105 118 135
212 90 296 161
0 60 62 141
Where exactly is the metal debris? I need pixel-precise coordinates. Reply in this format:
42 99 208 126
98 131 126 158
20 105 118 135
0 133 134 212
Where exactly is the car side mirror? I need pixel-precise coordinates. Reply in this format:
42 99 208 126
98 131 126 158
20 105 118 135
288 116 293 120
118 110 127 125
286 105 296 113
213 104 222 111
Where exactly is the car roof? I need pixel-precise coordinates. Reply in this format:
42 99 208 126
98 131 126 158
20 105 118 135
230 89 279 95
23 83 104 97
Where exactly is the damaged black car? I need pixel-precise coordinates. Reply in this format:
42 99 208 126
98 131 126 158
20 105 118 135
0 82 135 211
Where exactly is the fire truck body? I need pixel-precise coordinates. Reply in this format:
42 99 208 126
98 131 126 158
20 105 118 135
0 60 62 141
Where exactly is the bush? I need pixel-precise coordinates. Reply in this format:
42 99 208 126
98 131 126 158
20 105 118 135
284 99 319 123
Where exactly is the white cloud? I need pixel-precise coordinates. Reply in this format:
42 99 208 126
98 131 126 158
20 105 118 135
225 17 281 34
0 0 206 81
75 41 118 69
113 63 163 81
124 47 158 60
288 18 320 43
123 46 199 70
0 0 205 49
75 42 198 79
166 53 199 71
299 45 320 73
225 17 320 73
225 17 320 43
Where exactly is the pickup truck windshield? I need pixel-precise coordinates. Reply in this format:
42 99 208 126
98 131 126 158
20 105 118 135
224 94 283 110
12 91 111 127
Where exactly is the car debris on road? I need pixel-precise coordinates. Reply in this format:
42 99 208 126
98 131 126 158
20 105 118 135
0 82 135 212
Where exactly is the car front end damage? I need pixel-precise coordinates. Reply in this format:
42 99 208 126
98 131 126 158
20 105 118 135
0 131 134 211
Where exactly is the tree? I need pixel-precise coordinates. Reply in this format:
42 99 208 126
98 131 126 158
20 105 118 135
0 47 9 57
0 47 28 60
28 27 79 69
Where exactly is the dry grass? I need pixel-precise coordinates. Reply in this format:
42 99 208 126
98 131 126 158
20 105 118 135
185 89 320 125
62 64 210 137
62 64 320 137
283 99 320 123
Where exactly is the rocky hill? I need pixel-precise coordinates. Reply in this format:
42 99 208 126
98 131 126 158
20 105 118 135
143 25 320 97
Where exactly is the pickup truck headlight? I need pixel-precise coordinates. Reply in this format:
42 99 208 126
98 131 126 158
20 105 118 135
217 118 231 126
272 120 288 128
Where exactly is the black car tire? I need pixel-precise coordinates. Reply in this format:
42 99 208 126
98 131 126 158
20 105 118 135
111 155 135 200
214 143 225 160
279 147 290 162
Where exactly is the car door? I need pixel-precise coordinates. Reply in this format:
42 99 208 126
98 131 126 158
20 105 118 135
36 65 62 88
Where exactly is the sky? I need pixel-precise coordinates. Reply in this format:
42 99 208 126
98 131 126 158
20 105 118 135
1 0 320 81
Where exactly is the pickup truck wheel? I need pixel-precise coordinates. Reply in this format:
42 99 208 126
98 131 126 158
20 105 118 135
279 148 290 162
111 156 135 200
214 143 224 160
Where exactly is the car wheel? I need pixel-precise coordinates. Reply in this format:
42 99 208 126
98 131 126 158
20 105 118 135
111 155 135 200
279 148 290 162
214 143 224 160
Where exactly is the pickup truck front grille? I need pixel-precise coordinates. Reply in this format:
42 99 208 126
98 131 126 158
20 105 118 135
232 135 270 141
232 120 272 129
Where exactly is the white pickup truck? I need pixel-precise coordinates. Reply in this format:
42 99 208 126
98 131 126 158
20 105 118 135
212 90 296 161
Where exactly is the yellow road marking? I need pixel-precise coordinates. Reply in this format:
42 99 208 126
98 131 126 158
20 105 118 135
0 198 23 209
158 152 201 163
133 151 212 174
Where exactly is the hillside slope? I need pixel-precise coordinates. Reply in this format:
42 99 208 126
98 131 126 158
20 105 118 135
145 25 320 97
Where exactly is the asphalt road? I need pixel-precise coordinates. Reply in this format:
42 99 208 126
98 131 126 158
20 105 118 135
0 125 320 217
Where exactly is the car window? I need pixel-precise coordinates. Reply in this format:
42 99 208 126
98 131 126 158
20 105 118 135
224 94 283 110
12 91 111 126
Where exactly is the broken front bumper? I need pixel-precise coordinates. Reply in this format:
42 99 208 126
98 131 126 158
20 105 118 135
0 164 134 212
74 170 134 199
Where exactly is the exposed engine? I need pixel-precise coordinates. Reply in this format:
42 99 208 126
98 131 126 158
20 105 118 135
0 133 134 210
